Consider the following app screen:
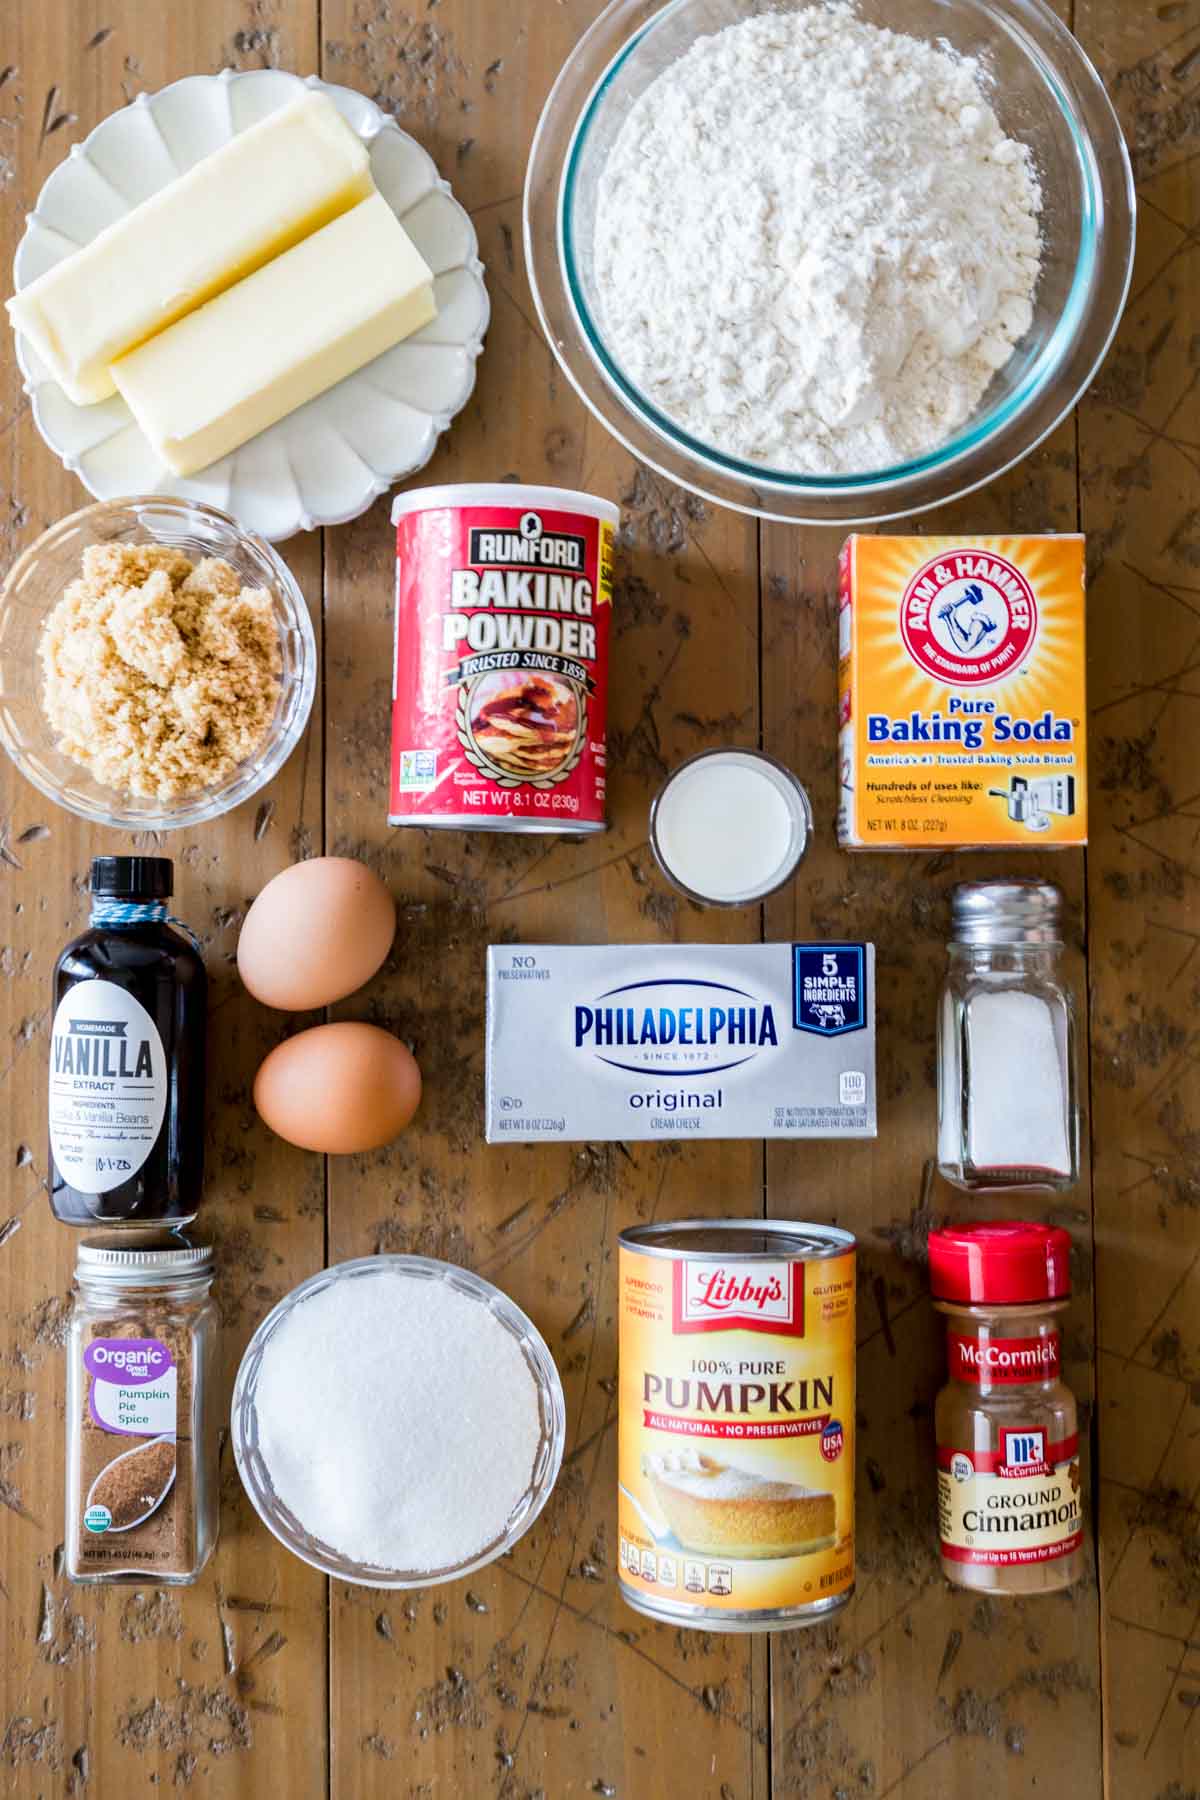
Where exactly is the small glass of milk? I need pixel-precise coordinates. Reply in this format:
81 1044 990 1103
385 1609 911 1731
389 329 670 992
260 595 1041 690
649 748 812 907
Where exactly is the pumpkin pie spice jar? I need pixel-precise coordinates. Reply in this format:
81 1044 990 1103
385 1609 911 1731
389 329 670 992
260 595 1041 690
66 1233 219 1585
929 1221 1085 1595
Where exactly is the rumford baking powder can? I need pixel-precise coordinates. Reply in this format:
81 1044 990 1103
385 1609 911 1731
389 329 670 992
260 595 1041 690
618 1220 856 1631
389 484 618 832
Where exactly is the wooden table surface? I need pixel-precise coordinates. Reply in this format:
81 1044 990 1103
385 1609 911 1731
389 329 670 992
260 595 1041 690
1 1 1197 1795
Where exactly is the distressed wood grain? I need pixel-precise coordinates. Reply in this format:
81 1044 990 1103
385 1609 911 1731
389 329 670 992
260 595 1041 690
0 1 1196 1797
0 5 329 1795
1075 3 1200 1796
317 4 768 1790
760 421 1102 1800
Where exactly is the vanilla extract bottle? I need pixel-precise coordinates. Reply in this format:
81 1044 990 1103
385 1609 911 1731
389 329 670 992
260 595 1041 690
49 858 206 1227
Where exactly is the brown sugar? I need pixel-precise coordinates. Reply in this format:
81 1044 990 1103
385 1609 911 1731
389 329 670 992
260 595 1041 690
39 542 281 802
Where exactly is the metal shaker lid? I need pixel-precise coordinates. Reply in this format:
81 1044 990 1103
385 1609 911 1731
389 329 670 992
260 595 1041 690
76 1232 213 1286
950 880 1064 947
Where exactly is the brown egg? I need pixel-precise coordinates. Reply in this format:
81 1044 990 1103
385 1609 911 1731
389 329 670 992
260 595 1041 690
253 1022 421 1153
237 857 395 1010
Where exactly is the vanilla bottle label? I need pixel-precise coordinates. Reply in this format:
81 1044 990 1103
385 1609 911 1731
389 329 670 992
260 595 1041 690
49 981 168 1195
937 1428 1082 1568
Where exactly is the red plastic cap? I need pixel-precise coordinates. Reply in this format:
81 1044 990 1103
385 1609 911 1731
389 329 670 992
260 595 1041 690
928 1221 1072 1304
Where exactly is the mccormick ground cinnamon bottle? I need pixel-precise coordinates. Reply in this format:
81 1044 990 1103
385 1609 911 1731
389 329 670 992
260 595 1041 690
48 857 206 1227
929 1222 1084 1595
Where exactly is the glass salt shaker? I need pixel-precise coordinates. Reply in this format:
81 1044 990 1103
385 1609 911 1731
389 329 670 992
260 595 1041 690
937 880 1078 1191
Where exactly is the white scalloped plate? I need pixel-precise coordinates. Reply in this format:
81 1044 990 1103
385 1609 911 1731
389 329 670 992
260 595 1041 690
10 70 490 541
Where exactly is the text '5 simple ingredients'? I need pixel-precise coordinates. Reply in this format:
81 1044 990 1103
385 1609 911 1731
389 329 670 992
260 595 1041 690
233 1258 564 1580
619 1221 856 1631
838 535 1087 849
390 485 617 834
50 858 206 1228
593 6 1042 475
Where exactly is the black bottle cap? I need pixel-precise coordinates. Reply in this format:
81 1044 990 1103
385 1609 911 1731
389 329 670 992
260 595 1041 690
90 857 173 901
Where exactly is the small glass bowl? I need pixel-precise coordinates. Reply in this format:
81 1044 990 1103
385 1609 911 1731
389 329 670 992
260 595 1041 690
650 747 812 906
525 0 1136 524
231 1255 567 1590
0 496 316 831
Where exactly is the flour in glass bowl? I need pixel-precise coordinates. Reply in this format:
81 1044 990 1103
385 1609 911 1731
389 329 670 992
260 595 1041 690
592 3 1043 475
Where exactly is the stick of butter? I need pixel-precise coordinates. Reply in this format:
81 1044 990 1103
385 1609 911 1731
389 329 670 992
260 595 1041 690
111 192 437 476
7 91 372 406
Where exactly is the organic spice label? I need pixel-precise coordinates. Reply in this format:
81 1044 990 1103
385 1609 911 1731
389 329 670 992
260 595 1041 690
937 1429 1082 1567
390 497 614 832
48 981 167 1194
619 1246 855 1618
77 1333 180 1563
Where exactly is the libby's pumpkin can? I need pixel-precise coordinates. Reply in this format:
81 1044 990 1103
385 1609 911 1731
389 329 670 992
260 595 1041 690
618 1219 856 1632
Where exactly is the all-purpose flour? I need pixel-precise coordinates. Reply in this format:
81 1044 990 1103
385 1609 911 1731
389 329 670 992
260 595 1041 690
593 5 1042 475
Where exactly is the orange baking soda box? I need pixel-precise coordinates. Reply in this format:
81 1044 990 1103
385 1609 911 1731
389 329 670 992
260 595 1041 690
837 535 1086 850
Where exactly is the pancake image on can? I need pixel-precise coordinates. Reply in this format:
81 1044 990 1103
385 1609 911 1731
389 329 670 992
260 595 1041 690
618 1220 856 1632
464 670 584 785
390 483 617 834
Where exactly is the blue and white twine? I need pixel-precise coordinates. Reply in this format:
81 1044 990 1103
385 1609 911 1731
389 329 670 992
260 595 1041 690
90 898 203 955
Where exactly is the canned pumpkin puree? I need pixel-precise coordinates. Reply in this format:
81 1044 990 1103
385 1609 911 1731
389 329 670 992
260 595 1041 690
619 1221 856 1631
389 484 617 833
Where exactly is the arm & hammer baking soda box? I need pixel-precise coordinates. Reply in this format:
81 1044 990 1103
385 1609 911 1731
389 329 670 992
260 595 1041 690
837 535 1086 849
486 943 876 1142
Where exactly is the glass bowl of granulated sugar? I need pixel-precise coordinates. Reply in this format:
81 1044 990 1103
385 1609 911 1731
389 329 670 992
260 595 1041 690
525 0 1135 524
231 1256 566 1587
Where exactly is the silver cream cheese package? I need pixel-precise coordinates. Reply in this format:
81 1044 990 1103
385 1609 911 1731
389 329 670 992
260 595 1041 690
486 943 876 1142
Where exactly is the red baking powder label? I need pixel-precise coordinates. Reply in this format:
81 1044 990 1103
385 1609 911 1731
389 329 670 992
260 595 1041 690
948 1330 1060 1385
389 494 615 831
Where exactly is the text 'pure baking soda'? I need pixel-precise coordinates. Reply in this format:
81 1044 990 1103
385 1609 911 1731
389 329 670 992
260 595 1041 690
837 536 1087 849
618 1222 856 1632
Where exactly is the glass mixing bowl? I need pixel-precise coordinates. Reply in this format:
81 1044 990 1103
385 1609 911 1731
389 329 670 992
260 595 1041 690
231 1255 567 1589
524 0 1136 524
0 496 316 830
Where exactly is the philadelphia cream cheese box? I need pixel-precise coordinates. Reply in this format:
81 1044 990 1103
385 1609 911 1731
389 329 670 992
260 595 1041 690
485 943 876 1142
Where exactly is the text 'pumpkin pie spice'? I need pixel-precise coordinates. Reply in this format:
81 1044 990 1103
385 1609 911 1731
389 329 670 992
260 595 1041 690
618 1221 856 1632
389 484 617 835
66 1234 219 1585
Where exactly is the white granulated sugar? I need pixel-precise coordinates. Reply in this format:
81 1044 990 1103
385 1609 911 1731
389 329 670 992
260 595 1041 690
965 989 1071 1175
593 4 1043 475
255 1272 543 1571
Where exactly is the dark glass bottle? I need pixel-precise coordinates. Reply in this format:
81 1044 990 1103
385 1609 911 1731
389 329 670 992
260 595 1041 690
49 858 206 1227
